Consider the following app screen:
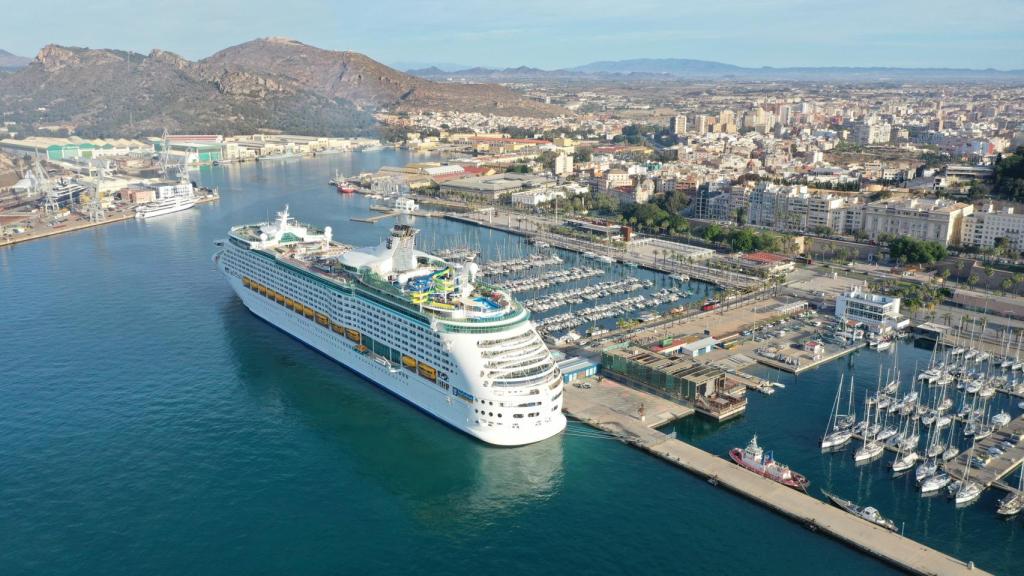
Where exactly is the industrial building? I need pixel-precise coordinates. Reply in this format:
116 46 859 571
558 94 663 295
557 357 598 384
439 173 550 201
601 347 746 420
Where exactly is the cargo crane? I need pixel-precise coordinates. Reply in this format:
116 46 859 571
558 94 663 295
29 157 62 214
86 163 108 223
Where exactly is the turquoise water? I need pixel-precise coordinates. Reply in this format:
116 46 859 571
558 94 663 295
0 151 976 574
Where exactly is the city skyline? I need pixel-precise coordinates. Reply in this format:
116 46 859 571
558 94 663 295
1 0 1023 70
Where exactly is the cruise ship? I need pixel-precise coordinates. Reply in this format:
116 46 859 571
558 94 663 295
213 206 566 446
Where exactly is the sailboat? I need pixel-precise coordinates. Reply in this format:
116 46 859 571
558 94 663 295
822 375 854 451
854 394 885 464
953 443 983 506
996 468 1024 517
921 471 952 494
941 414 960 462
891 414 919 474
835 373 857 431
915 458 938 483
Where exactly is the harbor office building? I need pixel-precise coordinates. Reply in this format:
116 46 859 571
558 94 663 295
601 346 746 421
834 287 906 335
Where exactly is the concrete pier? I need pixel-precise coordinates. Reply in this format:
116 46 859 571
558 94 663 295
564 379 991 576
947 414 1024 491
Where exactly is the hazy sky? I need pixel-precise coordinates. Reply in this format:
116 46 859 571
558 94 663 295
2 0 1022 69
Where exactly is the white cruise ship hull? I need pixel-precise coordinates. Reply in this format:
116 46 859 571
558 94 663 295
136 199 195 219
221 272 565 446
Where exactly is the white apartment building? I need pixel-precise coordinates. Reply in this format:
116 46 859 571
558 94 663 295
852 121 892 145
747 183 848 233
961 204 1024 251
860 197 972 246
554 153 574 176
835 287 903 334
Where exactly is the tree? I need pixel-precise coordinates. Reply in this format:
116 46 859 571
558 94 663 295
1001 278 1013 293
968 274 980 287
573 146 593 163
887 236 948 265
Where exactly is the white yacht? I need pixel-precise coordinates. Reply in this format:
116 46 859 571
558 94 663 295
136 179 195 219
214 207 566 446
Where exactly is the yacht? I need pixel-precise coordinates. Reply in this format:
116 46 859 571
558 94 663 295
136 179 195 219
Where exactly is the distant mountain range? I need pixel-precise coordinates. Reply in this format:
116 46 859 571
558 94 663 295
409 57 1024 81
0 49 30 70
0 38 561 138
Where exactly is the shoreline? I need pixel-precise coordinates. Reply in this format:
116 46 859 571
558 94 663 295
0 194 218 249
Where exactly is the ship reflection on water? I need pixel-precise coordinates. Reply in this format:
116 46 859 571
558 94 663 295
223 301 565 527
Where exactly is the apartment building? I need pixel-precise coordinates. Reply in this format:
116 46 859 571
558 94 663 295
961 204 1024 251
747 183 848 233
860 197 972 246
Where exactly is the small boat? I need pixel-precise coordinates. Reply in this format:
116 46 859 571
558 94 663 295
997 469 1024 516
876 340 892 351
997 493 1024 517
730 436 809 491
822 491 897 531
941 446 960 462
992 411 1011 427
854 440 885 464
920 472 952 494
892 451 919 474
955 481 983 506
821 429 853 451
876 426 899 443
915 458 938 483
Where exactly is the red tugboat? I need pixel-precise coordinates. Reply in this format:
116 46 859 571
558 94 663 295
337 182 357 194
730 435 809 491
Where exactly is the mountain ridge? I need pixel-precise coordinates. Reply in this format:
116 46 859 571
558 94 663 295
409 57 1024 81
0 38 561 138
0 49 31 70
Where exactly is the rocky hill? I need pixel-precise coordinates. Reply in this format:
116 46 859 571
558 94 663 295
0 38 560 138
200 37 561 116
0 44 376 137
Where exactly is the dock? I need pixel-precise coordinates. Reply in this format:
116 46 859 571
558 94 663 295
755 340 866 374
0 193 218 248
563 379 991 576
947 413 1024 491
352 210 445 224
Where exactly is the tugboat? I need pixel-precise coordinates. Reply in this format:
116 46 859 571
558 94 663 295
822 491 898 531
730 435 809 491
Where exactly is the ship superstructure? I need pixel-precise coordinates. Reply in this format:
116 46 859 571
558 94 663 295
214 206 566 446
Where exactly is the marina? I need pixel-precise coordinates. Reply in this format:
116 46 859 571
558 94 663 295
563 378 989 576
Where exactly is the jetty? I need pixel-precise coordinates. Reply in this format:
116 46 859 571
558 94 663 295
947 413 1024 491
563 379 991 576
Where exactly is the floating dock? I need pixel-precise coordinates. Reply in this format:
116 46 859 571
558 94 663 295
563 379 991 576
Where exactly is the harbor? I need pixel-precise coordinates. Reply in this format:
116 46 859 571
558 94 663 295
563 378 990 576
4 154 1017 576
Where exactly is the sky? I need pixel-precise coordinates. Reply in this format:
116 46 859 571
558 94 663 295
1 0 1022 70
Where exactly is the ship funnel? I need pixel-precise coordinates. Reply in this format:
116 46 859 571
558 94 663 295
388 224 419 272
